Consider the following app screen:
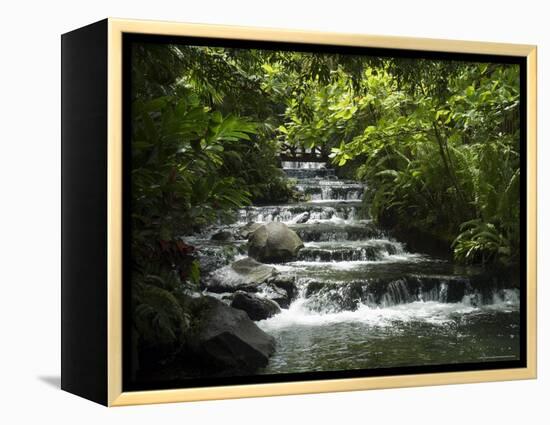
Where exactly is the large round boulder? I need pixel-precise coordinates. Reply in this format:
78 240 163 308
248 222 304 263
205 257 278 293
231 291 281 321
189 297 275 373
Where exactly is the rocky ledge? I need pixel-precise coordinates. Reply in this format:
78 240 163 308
189 296 276 373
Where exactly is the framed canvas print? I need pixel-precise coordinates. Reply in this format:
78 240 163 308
61 18 537 406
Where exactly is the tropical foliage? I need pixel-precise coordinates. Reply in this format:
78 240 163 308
129 42 521 370
275 58 520 265
327 61 520 265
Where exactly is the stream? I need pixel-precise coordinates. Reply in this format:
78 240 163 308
195 161 520 375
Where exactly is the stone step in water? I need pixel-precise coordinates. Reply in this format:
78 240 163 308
272 259 517 313
289 221 382 242
293 178 361 186
237 201 363 224
298 273 519 313
280 161 327 169
297 240 404 262
277 257 472 280
284 168 336 179
294 182 364 201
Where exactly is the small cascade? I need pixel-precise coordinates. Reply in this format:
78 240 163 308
281 161 326 169
295 180 365 201
237 201 361 225
297 240 403 262
286 163 365 201
287 273 519 314
283 168 336 179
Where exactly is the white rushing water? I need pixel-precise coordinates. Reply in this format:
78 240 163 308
281 161 327 169
248 161 520 336
258 288 520 331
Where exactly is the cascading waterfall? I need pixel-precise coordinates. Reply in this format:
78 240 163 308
237 201 361 224
237 160 519 316
199 159 520 374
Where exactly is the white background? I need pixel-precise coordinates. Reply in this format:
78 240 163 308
0 0 547 423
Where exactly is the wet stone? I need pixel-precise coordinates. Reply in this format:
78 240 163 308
205 257 278 293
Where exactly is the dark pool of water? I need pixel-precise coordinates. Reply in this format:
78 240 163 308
258 306 520 374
